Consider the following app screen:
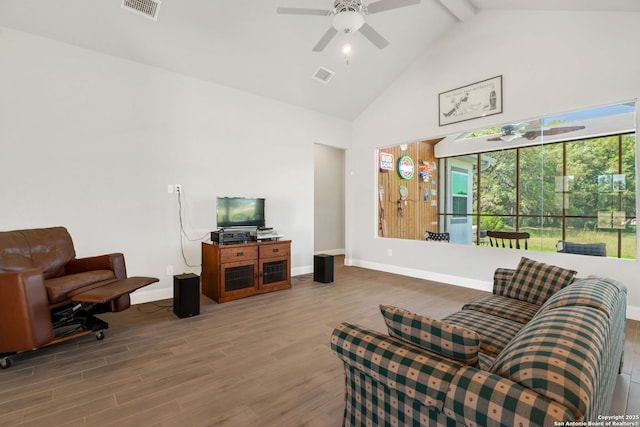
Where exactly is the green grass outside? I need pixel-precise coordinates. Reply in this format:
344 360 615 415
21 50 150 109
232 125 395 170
513 226 636 259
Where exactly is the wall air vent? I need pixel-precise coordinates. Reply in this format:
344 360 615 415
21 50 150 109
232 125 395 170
312 66 336 84
122 0 161 21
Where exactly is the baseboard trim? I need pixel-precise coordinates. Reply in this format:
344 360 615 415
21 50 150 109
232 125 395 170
627 305 640 321
292 265 313 276
350 259 492 293
130 287 172 305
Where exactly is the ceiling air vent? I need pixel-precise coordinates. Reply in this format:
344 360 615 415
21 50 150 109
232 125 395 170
312 66 336 84
121 0 161 21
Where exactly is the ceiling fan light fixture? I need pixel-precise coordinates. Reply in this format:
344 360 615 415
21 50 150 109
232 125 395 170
342 43 352 64
332 11 364 34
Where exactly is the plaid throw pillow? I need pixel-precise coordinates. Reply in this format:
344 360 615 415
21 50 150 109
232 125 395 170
380 305 480 365
504 257 576 305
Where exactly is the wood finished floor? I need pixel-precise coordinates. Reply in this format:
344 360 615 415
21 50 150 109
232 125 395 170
1 257 639 426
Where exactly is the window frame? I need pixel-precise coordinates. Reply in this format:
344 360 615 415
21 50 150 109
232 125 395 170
439 132 636 258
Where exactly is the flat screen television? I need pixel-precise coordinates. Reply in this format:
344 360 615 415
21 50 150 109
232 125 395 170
216 197 265 229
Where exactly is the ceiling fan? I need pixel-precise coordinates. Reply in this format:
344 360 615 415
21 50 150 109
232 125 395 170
488 124 586 142
277 0 421 52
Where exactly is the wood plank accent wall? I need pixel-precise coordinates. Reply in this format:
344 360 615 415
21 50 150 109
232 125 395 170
378 140 441 240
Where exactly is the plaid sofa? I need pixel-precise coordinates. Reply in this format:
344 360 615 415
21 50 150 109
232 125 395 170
330 257 627 427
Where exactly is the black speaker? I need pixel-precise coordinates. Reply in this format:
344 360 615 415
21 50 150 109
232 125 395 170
173 273 200 318
314 254 334 283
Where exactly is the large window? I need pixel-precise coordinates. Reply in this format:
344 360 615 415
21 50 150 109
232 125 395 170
439 103 636 258
377 102 637 259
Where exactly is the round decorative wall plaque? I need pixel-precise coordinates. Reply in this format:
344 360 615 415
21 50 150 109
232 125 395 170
397 156 415 180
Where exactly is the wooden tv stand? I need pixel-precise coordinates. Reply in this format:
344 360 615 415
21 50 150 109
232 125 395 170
201 240 291 303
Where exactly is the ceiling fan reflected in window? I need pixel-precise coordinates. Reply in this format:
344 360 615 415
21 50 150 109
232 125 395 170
277 0 421 52
487 123 586 142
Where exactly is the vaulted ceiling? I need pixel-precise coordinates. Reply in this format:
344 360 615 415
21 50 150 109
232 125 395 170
1 0 638 120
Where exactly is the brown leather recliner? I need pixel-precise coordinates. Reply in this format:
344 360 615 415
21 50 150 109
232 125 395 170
0 226 158 368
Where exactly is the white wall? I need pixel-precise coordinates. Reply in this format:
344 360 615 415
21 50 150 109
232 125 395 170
0 28 351 303
349 10 640 319
314 144 345 255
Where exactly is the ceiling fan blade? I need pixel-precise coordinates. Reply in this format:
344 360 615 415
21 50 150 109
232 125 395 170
522 125 586 140
312 27 338 52
544 125 586 136
366 0 421 14
277 7 330 16
358 23 390 49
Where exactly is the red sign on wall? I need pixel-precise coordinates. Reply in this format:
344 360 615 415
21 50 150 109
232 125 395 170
379 152 394 171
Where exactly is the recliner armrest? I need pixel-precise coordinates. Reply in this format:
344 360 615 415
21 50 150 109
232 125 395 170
65 253 127 280
0 269 54 352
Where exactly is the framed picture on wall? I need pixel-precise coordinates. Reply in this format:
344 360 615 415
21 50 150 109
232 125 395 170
439 75 503 126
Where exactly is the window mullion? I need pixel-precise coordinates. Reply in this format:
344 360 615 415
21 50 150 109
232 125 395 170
516 148 520 231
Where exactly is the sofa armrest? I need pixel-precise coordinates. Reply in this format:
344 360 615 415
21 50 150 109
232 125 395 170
492 267 515 296
444 365 575 427
0 269 54 352
65 253 127 280
330 322 460 411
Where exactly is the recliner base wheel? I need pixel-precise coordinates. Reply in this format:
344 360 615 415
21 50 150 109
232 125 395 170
0 356 13 369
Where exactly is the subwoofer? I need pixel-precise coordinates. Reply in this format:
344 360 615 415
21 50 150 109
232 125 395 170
314 254 334 283
173 273 200 318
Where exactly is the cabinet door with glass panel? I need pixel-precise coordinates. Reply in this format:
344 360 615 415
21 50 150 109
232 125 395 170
258 241 291 291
